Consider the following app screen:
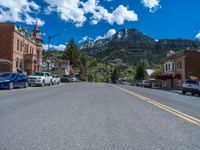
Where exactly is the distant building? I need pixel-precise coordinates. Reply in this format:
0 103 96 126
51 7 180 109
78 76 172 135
157 50 200 89
42 60 55 72
144 69 155 81
52 60 72 77
0 22 43 75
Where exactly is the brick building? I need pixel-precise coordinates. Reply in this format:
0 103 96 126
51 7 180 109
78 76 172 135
52 60 72 77
157 50 200 89
0 22 43 75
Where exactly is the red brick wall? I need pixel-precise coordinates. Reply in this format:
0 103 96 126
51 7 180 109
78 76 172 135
0 64 11 72
0 23 14 72
0 23 43 74
185 51 200 79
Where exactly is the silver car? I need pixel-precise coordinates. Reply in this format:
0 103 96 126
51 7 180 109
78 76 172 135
28 72 53 87
51 74 60 85
182 80 200 96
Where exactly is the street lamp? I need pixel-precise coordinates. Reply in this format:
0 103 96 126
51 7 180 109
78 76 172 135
48 34 60 51
47 34 60 71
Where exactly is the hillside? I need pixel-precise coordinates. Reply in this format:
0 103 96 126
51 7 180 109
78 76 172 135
80 28 200 65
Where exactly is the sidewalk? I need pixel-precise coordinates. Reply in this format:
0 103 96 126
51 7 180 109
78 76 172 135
151 86 182 94
169 89 182 94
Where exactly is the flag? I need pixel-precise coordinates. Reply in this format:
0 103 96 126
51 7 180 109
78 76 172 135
190 75 199 81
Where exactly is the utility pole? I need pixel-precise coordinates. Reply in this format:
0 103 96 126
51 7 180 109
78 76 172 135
47 34 60 71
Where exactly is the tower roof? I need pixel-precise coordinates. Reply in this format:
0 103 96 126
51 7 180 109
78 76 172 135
32 21 42 42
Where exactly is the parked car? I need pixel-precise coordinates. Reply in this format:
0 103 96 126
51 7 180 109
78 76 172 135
51 74 57 85
143 80 152 88
182 80 200 96
28 72 53 87
61 75 73 83
135 80 152 88
0 72 28 89
71 76 78 82
51 74 60 85
136 80 144 87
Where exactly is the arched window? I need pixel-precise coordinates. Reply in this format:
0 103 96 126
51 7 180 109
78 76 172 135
20 59 23 69
20 41 23 52
16 58 19 68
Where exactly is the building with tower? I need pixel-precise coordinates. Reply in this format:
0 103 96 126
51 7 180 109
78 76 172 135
0 22 43 75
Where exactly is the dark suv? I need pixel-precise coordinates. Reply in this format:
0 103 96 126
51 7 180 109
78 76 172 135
182 80 200 96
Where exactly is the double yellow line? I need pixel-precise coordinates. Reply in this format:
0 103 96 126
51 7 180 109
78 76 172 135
111 85 200 126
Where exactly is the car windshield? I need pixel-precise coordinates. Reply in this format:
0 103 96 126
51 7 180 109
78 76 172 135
33 72 44 76
0 73 16 78
185 80 198 85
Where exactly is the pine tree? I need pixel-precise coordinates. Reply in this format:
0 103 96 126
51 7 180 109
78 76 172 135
111 67 120 83
135 59 149 80
79 52 88 81
62 39 80 68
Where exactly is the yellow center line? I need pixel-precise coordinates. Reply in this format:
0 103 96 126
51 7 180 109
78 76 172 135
111 85 200 126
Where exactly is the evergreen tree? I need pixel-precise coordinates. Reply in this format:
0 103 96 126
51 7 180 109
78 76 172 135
62 39 80 68
88 73 94 82
111 67 120 83
79 52 88 81
135 59 149 80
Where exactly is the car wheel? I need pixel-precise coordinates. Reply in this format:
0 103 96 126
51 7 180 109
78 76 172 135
182 91 186 95
41 80 45 87
24 82 28 88
49 81 52 86
191 93 195 96
8 82 14 90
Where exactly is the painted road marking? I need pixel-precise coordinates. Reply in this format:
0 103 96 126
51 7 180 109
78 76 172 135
111 85 200 126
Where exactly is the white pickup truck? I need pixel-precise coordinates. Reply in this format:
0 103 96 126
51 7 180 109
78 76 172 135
28 72 53 87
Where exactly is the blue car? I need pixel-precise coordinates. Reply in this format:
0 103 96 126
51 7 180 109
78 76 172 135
0 72 28 89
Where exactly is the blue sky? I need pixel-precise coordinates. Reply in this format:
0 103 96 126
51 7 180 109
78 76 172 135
0 0 200 50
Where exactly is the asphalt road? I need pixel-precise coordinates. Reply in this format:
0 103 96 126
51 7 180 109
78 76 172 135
0 82 200 150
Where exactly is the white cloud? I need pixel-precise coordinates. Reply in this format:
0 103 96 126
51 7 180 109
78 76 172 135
106 5 138 25
45 0 138 27
44 6 57 15
95 29 116 40
105 29 117 38
195 32 200 40
79 36 93 43
40 32 47 36
43 44 66 51
83 1 138 25
0 0 45 26
141 0 160 13
44 0 86 27
24 15 45 26
154 39 159 42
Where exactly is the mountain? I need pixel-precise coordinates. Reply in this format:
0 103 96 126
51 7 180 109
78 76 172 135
80 28 200 65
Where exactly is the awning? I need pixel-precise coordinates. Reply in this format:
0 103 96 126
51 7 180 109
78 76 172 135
174 74 182 80
156 75 166 80
156 74 174 80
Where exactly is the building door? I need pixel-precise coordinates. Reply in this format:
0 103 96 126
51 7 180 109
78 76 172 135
171 78 174 88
